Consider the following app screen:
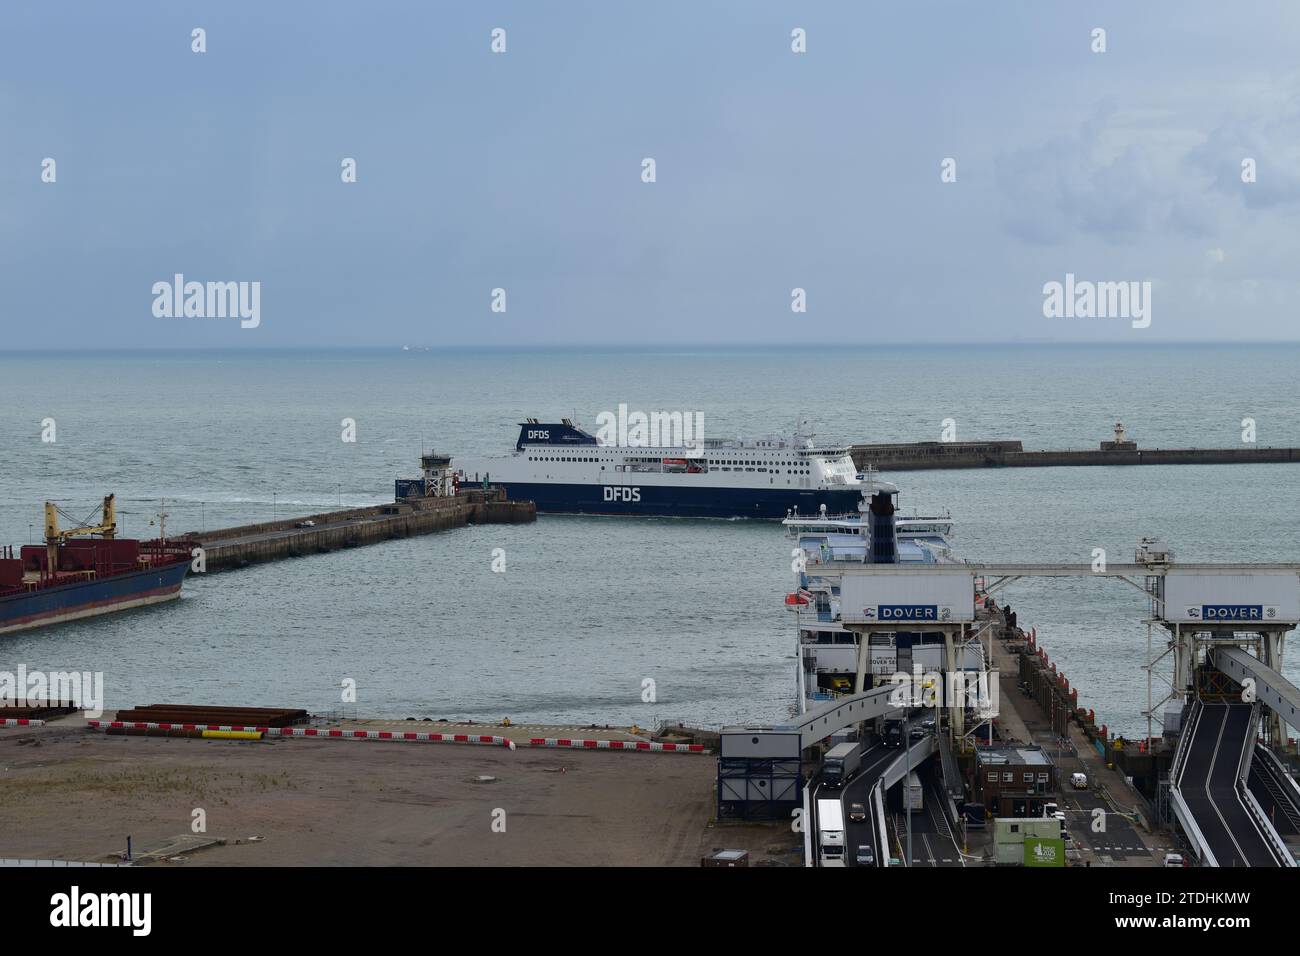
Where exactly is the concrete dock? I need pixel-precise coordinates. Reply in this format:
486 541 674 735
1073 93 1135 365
185 489 535 572
851 440 1300 471
984 611 1171 866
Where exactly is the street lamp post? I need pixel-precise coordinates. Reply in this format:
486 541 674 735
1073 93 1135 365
905 723 913 866
904 677 936 868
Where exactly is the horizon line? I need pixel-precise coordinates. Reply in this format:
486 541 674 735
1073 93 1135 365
4 339 1300 354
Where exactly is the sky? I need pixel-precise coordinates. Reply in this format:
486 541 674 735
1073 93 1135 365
3 0 1300 348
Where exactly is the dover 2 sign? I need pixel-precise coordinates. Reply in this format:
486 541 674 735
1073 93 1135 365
863 605 952 622
839 570 975 625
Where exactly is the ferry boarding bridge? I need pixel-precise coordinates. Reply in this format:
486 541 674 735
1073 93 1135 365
720 549 1300 866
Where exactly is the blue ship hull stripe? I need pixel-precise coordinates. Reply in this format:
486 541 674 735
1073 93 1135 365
488 482 863 519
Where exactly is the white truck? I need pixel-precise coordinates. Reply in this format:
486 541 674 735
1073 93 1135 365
817 798 846 866
905 771 924 814
823 742 862 789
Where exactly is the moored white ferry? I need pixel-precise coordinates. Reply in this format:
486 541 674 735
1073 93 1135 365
450 418 867 519
785 480 984 713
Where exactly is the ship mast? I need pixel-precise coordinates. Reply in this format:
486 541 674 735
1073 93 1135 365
152 498 170 546
43 494 116 574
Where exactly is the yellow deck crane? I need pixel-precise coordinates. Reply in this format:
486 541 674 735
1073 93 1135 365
44 494 116 574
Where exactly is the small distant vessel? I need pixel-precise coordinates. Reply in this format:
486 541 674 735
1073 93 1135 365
0 495 191 635
446 418 868 519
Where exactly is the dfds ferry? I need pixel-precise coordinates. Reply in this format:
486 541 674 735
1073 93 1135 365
452 418 866 518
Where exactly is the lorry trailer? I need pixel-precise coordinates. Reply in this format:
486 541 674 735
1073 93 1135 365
823 742 862 788
905 771 924 814
817 798 846 866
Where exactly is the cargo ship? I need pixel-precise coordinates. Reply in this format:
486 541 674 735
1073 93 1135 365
0 495 192 635
436 418 868 518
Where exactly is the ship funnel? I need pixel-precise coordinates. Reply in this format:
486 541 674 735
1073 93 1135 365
866 489 899 564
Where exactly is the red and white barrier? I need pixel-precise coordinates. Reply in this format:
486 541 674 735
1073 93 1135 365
271 727 515 749
83 721 708 754
1 718 44 728
87 720 515 749
527 737 707 754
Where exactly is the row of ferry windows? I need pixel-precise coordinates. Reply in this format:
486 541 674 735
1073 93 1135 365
525 455 806 473
527 454 811 474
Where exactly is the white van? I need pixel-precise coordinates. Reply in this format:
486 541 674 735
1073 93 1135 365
1070 772 1088 789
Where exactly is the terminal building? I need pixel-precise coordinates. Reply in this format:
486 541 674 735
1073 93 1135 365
973 747 1057 818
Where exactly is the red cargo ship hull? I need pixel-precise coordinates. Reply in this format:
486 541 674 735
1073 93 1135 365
0 538 191 635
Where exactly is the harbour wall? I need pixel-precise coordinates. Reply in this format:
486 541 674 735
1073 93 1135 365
187 490 535 572
851 442 1300 471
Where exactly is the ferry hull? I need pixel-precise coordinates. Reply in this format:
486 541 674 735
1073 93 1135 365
0 562 190 635
489 482 864 519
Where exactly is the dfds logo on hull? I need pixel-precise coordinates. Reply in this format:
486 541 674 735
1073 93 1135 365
603 487 641 502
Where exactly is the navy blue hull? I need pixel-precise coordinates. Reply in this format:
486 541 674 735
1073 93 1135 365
492 482 863 519
0 561 190 634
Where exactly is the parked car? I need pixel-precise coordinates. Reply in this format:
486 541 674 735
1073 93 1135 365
848 802 867 822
